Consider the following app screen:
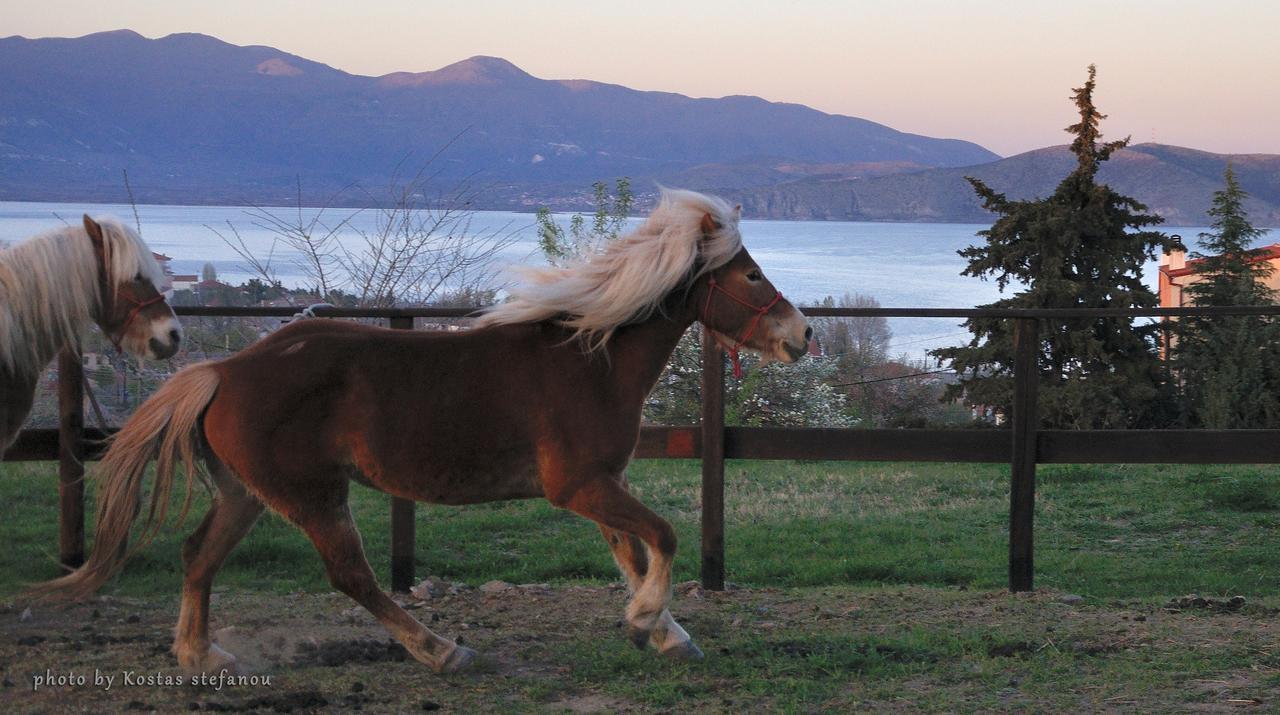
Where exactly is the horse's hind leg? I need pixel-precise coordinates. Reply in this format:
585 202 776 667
293 502 475 673
173 461 264 673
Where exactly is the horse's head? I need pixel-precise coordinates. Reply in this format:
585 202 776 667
83 215 183 360
691 212 811 367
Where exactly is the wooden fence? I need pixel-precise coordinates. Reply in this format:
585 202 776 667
12 304 1280 594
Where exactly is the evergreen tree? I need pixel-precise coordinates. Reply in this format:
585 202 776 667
931 66 1183 428
1174 165 1280 427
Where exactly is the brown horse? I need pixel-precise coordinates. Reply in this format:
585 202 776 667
0 215 181 454
34 190 810 674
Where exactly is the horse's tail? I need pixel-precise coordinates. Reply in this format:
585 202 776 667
26 364 221 602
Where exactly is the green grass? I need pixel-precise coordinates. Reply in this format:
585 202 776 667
7 459 1280 712
4 459 1280 602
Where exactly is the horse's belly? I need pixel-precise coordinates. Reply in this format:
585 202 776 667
424 465 545 505
348 435 545 505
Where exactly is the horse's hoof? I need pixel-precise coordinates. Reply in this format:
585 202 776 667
625 624 651 650
438 645 477 674
661 639 705 660
179 643 239 675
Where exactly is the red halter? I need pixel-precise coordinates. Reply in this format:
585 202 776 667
701 277 783 378
114 292 167 351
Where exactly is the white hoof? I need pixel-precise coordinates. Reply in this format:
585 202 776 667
652 612 701 659
660 639 705 660
178 642 239 675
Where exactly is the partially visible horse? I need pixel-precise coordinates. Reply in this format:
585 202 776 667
34 190 810 674
0 216 182 454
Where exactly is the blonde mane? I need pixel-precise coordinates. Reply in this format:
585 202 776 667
477 189 744 348
0 217 166 378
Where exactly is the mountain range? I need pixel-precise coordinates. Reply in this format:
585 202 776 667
725 144 1280 227
0 30 992 205
1 30 1277 226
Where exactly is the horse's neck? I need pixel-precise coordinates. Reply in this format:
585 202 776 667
0 254 88 377
5 305 75 377
605 311 696 405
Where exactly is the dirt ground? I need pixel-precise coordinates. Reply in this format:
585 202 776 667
2 582 1278 713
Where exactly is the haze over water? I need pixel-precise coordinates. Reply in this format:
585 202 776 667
1 201 1244 360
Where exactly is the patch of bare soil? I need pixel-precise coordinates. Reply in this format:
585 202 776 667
1 584 1278 713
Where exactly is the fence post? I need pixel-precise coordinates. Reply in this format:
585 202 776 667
389 315 415 592
1009 317 1039 592
57 348 86 569
700 329 726 591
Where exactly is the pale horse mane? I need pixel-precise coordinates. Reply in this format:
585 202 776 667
477 189 744 349
0 217 167 379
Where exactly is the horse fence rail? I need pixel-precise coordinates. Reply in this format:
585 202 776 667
15 304 1280 594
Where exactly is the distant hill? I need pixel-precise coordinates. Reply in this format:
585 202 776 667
724 144 1280 227
0 30 997 207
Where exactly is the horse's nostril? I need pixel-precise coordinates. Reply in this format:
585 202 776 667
169 329 181 345
804 325 813 341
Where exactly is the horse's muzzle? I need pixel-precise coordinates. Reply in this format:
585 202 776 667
783 340 808 362
149 330 181 360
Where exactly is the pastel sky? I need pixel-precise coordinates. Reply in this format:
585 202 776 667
5 0 1278 157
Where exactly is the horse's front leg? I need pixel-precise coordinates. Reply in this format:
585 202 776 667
553 472 701 658
0 373 36 456
595 481 703 658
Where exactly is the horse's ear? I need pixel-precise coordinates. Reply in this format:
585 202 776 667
83 215 105 249
700 213 722 238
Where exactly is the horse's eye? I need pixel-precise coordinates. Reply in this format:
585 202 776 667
746 270 763 282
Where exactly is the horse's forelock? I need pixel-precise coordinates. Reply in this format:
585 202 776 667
92 216 167 291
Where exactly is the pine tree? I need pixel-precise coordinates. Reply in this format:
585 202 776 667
1174 165 1280 428
931 66 1183 428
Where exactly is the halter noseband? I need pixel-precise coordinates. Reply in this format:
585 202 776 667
113 292 167 351
701 277 783 378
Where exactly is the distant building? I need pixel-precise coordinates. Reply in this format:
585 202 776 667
1159 244 1280 308
191 278 235 306
170 274 199 292
149 252 181 296
151 252 175 279
1157 245 1280 358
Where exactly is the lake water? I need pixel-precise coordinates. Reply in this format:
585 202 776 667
0 200 1246 359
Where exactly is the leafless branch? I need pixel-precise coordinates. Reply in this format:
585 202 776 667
123 169 143 236
204 220 291 304
209 146 517 310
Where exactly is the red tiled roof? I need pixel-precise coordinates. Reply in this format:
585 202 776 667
1161 244 1280 278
